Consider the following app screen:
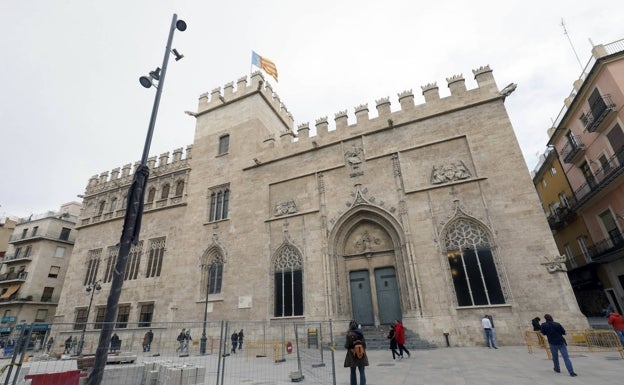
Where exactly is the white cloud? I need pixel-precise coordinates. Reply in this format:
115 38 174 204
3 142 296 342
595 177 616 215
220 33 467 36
1 0 622 217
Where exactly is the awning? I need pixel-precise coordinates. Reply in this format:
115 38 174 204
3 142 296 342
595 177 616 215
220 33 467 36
0 284 21 299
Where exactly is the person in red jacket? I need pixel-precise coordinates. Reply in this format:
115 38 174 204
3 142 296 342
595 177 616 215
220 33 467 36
393 320 410 358
607 311 624 346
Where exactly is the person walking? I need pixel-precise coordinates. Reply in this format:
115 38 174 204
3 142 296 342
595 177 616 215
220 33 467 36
143 329 154 352
176 328 186 353
238 329 244 350
386 324 399 360
231 331 239 354
183 329 192 353
344 320 368 385
394 320 411 358
481 315 497 349
45 336 54 353
540 313 577 377
607 311 624 346
64 336 72 354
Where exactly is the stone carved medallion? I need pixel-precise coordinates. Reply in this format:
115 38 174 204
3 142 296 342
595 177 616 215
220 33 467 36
345 146 364 177
431 161 471 185
274 200 297 217
542 255 567 273
354 230 381 253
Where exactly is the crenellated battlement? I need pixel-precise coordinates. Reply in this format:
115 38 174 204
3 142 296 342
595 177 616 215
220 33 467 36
85 145 193 195
196 71 294 129
191 65 503 159
286 65 501 147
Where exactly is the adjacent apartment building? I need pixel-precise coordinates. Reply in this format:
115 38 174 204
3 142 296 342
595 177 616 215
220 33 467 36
541 39 624 317
55 67 587 348
0 202 80 342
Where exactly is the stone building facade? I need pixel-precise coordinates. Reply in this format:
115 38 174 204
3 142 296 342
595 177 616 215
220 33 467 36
55 67 587 346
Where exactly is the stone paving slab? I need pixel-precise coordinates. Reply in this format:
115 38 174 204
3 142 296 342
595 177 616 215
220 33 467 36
335 346 623 385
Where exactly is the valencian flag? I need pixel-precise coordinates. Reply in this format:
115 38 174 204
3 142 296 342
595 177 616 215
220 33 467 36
251 51 278 82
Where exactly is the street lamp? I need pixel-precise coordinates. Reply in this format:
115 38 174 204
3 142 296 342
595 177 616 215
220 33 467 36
88 14 186 385
200 263 213 355
78 280 101 356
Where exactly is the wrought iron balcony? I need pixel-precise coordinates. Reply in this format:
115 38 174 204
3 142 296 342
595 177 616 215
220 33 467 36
561 135 585 164
573 147 624 206
587 231 624 263
582 94 616 133
546 198 578 230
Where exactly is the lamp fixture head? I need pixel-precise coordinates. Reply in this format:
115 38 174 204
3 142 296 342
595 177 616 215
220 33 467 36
139 76 153 89
149 67 161 81
172 48 184 61
176 19 187 32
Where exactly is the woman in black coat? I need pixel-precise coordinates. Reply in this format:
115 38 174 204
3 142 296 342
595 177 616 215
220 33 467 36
344 320 368 385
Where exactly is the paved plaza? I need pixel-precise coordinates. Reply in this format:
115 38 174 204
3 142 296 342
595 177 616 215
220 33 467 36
2 345 622 384
336 346 623 385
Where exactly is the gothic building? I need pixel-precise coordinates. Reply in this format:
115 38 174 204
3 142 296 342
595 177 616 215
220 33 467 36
54 67 587 346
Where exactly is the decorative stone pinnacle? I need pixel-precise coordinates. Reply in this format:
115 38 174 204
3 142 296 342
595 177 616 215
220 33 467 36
446 74 464 84
472 65 492 76
354 103 369 113
375 97 390 106
421 83 438 92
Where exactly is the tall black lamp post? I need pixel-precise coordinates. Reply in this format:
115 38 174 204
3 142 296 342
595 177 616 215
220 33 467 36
87 14 186 385
77 280 101 356
200 263 213 355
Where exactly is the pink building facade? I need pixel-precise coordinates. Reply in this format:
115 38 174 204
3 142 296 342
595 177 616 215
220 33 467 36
549 40 624 316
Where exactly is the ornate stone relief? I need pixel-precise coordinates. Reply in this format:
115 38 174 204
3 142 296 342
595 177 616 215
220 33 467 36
431 161 471 185
354 230 381 253
345 146 364 177
274 200 297 217
541 255 567 273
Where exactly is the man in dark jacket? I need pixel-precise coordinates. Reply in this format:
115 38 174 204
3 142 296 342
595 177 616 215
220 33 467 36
540 314 577 377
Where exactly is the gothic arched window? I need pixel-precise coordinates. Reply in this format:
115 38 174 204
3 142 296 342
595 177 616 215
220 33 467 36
444 219 505 306
161 184 170 200
175 180 185 197
201 249 224 296
273 246 303 317
147 188 156 203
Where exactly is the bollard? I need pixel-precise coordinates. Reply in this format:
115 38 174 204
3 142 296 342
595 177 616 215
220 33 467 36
443 333 450 347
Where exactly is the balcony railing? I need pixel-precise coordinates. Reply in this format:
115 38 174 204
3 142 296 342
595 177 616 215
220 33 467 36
9 229 75 244
561 135 585 164
586 231 624 263
0 271 28 282
546 198 578 230
582 94 616 133
573 147 624 206
0 253 32 263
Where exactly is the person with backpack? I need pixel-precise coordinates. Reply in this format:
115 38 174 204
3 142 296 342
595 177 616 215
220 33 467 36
344 320 368 385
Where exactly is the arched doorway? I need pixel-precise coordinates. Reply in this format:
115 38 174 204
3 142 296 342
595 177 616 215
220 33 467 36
329 202 408 326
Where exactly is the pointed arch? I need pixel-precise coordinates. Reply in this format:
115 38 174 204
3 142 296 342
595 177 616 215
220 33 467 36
328 202 415 319
201 245 225 296
441 216 506 306
272 242 304 317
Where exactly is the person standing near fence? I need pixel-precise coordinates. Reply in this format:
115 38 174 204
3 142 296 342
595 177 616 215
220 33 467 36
46 336 54 353
344 320 368 385
231 331 238 354
238 329 244 350
176 328 186 353
607 311 624 346
143 329 154 352
64 336 72 354
540 314 577 377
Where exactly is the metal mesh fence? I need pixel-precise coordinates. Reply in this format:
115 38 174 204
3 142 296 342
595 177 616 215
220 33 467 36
0 319 339 385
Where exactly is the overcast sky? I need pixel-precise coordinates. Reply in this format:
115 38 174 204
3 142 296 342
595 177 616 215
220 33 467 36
1 0 622 218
